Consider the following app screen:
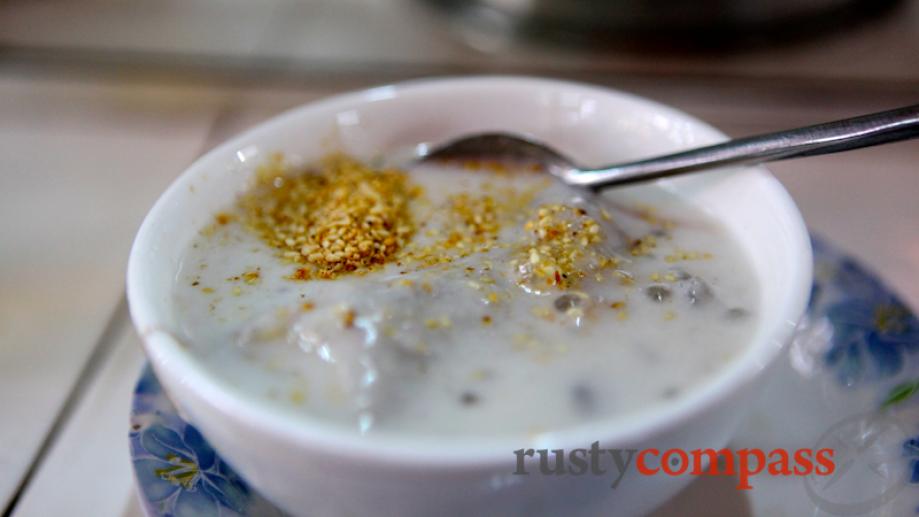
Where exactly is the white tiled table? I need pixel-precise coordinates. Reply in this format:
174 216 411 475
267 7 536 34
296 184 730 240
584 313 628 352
0 68 916 516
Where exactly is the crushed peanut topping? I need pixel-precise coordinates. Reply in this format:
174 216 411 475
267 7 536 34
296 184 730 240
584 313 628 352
242 269 261 284
630 234 657 256
424 316 453 330
516 204 617 290
336 305 356 328
228 268 262 285
446 193 500 243
398 185 539 269
664 249 714 263
240 154 418 280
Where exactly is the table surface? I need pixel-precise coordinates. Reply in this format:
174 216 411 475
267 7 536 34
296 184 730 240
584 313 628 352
1 2 918 515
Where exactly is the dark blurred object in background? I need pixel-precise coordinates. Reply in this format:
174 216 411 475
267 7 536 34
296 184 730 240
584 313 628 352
0 0 916 85
428 0 905 51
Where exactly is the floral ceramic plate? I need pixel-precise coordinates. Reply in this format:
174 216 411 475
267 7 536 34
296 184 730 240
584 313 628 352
130 235 919 517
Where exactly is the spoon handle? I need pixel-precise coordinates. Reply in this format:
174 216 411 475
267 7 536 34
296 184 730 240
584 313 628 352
570 104 919 189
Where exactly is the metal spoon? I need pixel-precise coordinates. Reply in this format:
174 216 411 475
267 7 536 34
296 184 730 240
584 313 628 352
417 104 919 190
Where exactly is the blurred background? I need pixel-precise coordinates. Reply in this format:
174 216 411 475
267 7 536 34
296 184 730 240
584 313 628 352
1 1 917 516
2 0 918 82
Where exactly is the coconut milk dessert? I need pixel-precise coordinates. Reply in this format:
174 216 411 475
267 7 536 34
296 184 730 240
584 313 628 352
173 154 760 437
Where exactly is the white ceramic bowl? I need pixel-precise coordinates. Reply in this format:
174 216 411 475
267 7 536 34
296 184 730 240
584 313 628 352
127 76 812 517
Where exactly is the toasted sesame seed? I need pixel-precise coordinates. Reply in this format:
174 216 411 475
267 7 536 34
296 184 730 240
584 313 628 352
239 154 418 280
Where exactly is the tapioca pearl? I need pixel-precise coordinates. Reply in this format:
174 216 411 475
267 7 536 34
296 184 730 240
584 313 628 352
645 285 672 303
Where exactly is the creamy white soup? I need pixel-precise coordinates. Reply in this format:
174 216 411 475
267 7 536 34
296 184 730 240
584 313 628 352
173 154 760 437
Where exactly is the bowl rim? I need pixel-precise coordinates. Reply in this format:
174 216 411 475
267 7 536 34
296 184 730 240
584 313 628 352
127 75 813 468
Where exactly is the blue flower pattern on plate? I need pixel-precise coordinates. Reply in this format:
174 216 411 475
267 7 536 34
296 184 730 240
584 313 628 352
131 367 275 516
810 237 919 386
